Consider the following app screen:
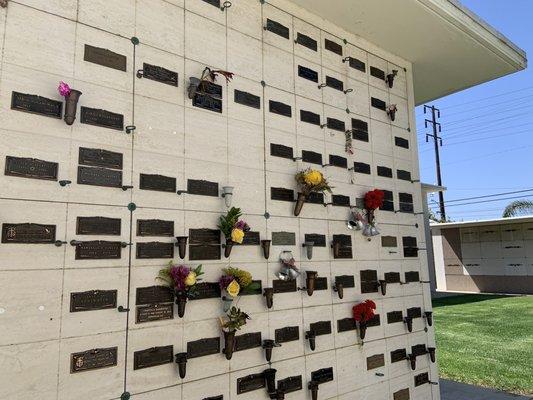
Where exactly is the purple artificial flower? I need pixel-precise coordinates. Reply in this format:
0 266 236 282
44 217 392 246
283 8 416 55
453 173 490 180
58 81 71 97
219 274 234 291
234 220 250 232
170 265 190 291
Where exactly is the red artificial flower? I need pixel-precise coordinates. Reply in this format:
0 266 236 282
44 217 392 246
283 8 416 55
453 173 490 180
352 300 377 323
364 189 385 210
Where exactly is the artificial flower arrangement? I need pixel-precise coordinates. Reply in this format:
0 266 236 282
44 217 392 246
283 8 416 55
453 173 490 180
157 262 203 318
218 207 250 257
387 104 398 121
276 251 300 281
294 168 332 216
350 189 385 238
219 306 250 360
188 66 234 100
57 81 82 125
352 299 376 340
219 267 260 311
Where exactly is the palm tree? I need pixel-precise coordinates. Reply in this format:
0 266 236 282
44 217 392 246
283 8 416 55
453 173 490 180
502 200 533 218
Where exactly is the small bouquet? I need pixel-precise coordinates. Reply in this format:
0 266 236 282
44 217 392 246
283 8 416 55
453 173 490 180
218 207 250 257
362 189 384 237
157 262 203 318
276 251 300 281
219 267 260 299
219 306 250 360
188 66 234 99
294 168 332 216
352 299 376 340
387 104 398 121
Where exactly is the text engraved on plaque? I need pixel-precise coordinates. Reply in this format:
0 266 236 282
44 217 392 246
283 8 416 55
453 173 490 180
271 187 295 202
271 231 296 246
77 166 122 188
394 389 410 400
1 223 56 244
143 63 178 86
136 303 173 323
335 275 355 289
237 373 266 394
296 32 317 51
275 326 300 343
324 39 342 55
366 354 385 370
133 345 174 370
11 92 62 119
272 279 297 294
4 156 58 180
81 107 124 131
136 286 173 305
187 179 219 197
337 318 357 332
234 90 261 109
266 19 289 39
136 242 174 259
70 290 117 312
137 219 174 237
187 337 220 359
304 234 326 247
277 375 303 393
311 367 334 384
84 44 127 71
139 174 176 193
71 347 118 373
310 321 332 336
77 217 121 236
79 148 123 170
74 240 122 260
234 332 262 352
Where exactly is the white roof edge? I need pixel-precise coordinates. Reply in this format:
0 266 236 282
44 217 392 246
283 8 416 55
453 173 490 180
430 215 533 229
421 0 527 70
421 183 447 193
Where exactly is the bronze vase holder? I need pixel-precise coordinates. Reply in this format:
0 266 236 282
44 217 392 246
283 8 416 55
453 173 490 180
175 291 188 318
305 330 316 351
358 321 368 340
424 311 433 326
63 89 82 125
223 330 236 360
294 193 306 216
408 353 417 371
263 368 277 394
378 279 387 296
427 347 436 363
261 239 271 259
175 352 188 378
305 271 317 296
333 282 344 299
385 70 398 88
332 241 341 258
404 316 413 332
175 236 188 259
308 381 319 400
263 287 274 309
302 241 314 260
387 105 397 121
223 239 234 258
262 339 280 362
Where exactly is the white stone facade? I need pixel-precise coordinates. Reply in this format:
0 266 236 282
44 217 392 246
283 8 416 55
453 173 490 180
0 0 439 399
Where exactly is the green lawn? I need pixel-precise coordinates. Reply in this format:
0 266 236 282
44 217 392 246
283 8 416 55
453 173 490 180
433 294 533 395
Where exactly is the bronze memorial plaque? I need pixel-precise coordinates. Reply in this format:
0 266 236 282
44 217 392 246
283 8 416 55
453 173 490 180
76 217 121 236
84 44 127 71
71 347 118 373
4 156 58 180
70 289 117 312
1 223 56 244
74 240 122 260
133 345 174 370
11 91 62 118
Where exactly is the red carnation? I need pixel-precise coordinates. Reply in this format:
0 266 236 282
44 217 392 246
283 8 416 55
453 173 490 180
364 189 385 210
352 300 377 323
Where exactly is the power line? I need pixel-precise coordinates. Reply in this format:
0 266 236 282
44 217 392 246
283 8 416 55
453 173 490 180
437 85 533 110
444 103 533 126
438 94 533 118
443 188 533 204
430 194 533 208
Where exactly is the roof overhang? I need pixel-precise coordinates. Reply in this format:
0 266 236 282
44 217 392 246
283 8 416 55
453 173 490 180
421 183 447 193
286 0 527 104
430 215 533 229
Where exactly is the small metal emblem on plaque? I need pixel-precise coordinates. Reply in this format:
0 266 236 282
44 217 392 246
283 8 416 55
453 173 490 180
366 354 385 370
139 174 177 193
324 39 343 55
70 289 117 312
329 154 347 169
74 240 122 260
234 90 261 109
405 271 420 283
327 117 345 132
4 156 58 180
71 347 118 373
296 32 317 51
270 143 294 159
142 63 178 86
349 57 366 72
300 110 321 125
311 367 334 384
337 318 357 332
1 223 56 244
272 279 297 294
79 147 123 170
136 303 173 324
275 326 300 343
270 188 295 202
325 76 344 91
77 217 121 236
81 107 124 131
371 97 387 111
394 388 410 400
298 65 319 82
370 66 386 80
266 19 289 39
271 231 296 246
84 44 127 71
187 337 220 359
237 373 266 394
310 321 332 336
77 166 123 188
387 311 404 324
304 234 326 247
11 91 62 119
269 100 292 117
136 242 174 259
391 348 407 363
302 150 322 165
277 375 303 393
137 219 174 237
187 179 219 197
133 345 174 370
234 332 262 352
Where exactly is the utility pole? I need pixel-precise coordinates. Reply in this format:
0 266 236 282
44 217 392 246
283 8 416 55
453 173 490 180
424 105 446 221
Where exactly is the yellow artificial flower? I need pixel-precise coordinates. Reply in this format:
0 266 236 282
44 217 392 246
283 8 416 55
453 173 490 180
231 228 245 244
184 271 197 286
227 279 241 297
304 170 323 185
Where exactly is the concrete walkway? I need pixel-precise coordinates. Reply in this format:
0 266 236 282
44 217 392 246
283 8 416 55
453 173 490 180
440 379 532 400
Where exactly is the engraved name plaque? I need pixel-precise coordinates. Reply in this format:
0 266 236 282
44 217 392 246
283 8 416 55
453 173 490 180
412 344 427 357
187 337 220 359
300 110 321 125
366 354 385 370
4 156 58 180
324 39 343 55
79 147 123 170
84 44 127 71
394 388 410 400
136 242 174 259
271 187 295 202
137 219 174 237
311 367 334 384
387 311 404 324
193 92 222 113
370 66 386 80
271 231 296 246
143 63 178 86
414 372 429 387
329 154 347 169
71 347 118 373
405 271 420 283
191 282 221 300
391 348 407 363
327 117 345 132
133 345 174 370
296 32 317 51
234 90 261 109
307 192 325 205
77 217 121 236
272 279 297 294
337 318 357 332
140 174 176 193
277 375 303 393
74 240 122 260
81 107 124 131
1 223 56 244
407 307 422 319
360 269 379 294
202 0 221 7
395 137 410 149
377 166 393 178
275 326 300 343
237 373 266 394
381 236 398 248
190 229 221 244
136 303 173 323
335 275 355 289
326 76 344 91
367 314 381 327
270 143 294 159
77 166 123 188
189 228 221 261
397 169 412 181
385 272 401 283
240 231 260 245
234 332 262 352
310 321 332 336
332 194 350 207
302 150 322 165
269 100 292 117
298 65 319 82
187 179 219 197
11 92 62 118
266 19 289 39
353 162 371 174
189 245 221 261
349 57 366 72
371 97 387 111
314 277 328 291
304 234 326 247
136 286 173 305
70 289 117 312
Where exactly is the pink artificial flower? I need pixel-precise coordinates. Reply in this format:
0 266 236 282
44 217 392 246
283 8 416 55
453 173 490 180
58 81 71 97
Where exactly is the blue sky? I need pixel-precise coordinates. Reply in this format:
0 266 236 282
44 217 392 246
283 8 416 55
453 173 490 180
416 0 532 221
